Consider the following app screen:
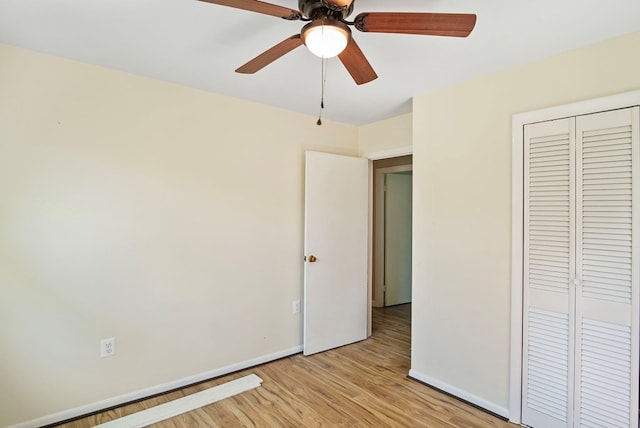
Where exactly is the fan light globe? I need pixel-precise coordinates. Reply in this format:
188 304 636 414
302 21 350 58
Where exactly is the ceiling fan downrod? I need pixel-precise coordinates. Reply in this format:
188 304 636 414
298 0 353 20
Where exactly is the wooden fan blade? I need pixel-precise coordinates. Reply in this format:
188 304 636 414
354 12 476 37
197 0 302 20
236 35 304 74
338 38 377 85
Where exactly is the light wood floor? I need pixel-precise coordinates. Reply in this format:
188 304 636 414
56 305 517 427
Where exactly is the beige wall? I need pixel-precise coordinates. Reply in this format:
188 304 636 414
358 113 412 157
411 31 640 414
0 44 358 426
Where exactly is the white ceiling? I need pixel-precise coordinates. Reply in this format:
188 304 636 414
1 0 639 125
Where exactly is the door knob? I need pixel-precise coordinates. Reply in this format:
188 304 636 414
307 255 317 263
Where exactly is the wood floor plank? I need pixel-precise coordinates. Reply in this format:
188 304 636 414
55 305 517 428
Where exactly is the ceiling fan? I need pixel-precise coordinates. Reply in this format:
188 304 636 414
198 0 476 85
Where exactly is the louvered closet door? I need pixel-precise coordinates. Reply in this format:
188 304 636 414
575 107 639 428
523 117 576 428
523 107 639 428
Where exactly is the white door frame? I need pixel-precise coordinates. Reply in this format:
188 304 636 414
374 164 413 308
364 147 413 335
509 90 640 424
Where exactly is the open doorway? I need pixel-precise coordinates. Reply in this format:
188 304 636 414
372 155 413 308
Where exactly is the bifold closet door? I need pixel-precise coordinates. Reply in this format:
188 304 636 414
575 107 639 428
523 107 639 428
522 117 576 428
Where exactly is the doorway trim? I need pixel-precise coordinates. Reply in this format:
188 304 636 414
509 90 640 424
364 147 413 336
373 164 413 307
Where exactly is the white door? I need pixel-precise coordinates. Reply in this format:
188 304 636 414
522 107 639 428
303 151 368 356
384 172 412 306
522 116 576 428
574 108 639 427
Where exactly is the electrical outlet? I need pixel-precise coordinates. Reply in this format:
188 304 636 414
292 300 300 314
100 337 115 358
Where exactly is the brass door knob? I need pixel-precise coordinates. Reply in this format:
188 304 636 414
307 255 317 263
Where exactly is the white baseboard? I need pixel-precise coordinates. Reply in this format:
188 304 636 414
408 369 509 419
9 346 302 428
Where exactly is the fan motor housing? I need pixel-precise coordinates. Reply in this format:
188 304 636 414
298 0 354 20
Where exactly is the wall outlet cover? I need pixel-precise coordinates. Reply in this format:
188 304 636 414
100 337 115 358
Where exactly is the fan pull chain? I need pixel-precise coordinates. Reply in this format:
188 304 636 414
317 57 328 126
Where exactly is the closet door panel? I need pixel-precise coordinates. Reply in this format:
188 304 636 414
575 107 639 428
522 117 575 428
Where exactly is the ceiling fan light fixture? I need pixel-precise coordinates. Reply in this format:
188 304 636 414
302 19 350 58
